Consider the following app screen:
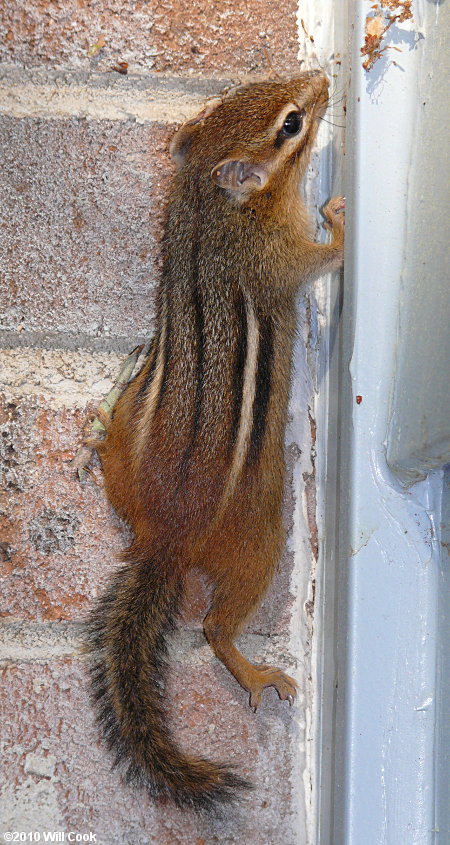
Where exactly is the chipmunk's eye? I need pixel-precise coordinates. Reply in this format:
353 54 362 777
282 110 304 136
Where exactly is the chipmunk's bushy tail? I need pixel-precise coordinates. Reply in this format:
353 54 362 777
86 550 251 813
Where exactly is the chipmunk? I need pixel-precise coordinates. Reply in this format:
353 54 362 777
86 71 344 813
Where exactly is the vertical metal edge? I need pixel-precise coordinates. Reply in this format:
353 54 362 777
331 3 443 843
304 1 350 842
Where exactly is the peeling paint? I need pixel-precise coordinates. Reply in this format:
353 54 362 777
24 752 57 779
350 527 376 557
297 0 339 69
0 777 64 830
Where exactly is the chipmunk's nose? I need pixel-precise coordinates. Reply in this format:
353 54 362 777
293 69 328 92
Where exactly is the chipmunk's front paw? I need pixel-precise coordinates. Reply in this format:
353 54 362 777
248 665 299 711
322 196 345 231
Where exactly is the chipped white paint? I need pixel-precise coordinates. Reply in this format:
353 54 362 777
297 0 337 70
292 5 348 839
0 778 64 831
287 302 318 845
284 68 343 831
24 752 57 779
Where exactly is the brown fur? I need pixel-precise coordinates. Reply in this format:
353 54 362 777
87 72 344 812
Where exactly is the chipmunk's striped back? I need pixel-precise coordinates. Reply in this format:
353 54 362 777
118 174 297 546
88 72 344 812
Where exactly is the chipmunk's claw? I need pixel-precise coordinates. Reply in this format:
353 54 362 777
247 665 298 711
72 343 147 484
322 195 346 229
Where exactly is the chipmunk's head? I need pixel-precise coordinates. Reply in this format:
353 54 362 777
170 72 329 205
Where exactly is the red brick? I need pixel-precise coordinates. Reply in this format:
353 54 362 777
1 655 300 842
0 394 125 622
151 0 301 77
0 1 156 70
1 390 297 637
0 117 173 338
1 0 301 77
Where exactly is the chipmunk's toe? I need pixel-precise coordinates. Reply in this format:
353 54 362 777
247 665 298 710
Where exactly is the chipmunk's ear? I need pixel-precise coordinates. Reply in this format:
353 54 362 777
170 102 221 169
211 159 270 194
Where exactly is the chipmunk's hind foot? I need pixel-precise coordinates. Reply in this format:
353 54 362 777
247 665 299 712
72 344 145 482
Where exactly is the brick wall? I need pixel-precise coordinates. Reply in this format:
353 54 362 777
0 4 321 843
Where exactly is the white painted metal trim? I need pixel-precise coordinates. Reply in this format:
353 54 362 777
316 2 449 843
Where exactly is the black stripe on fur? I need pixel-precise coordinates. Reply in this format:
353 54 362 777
85 554 252 814
247 315 273 465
